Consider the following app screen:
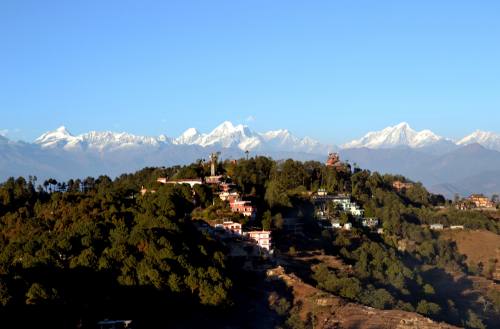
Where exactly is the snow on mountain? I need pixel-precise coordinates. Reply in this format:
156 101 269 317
10 122 500 197
170 121 329 153
34 121 331 154
34 126 80 149
0 134 10 144
194 121 261 149
457 130 500 151
174 128 202 145
79 131 167 150
342 122 447 149
259 129 327 153
260 129 292 141
35 126 169 151
34 122 500 156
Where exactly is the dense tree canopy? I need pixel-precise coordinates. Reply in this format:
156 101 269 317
1 157 499 328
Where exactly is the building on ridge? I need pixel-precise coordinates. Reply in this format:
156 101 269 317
468 194 495 209
392 180 414 192
325 153 350 172
157 177 203 188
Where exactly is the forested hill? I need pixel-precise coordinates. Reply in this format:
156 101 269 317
0 157 499 328
0 177 232 328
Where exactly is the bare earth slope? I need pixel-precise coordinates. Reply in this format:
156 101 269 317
268 266 459 329
441 229 500 266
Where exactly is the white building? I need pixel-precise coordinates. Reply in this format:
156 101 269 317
347 204 364 217
331 220 342 229
331 195 364 217
222 221 242 235
219 191 240 202
157 177 203 188
343 223 353 230
317 188 328 196
430 224 444 230
246 231 272 251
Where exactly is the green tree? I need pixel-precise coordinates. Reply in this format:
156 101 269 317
265 180 291 209
416 300 441 316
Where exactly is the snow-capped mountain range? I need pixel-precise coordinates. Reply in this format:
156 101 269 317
34 126 168 151
341 122 500 152
34 121 331 154
457 130 500 151
29 121 500 153
342 122 449 149
2 121 500 198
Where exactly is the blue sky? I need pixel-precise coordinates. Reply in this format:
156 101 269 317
1 0 499 144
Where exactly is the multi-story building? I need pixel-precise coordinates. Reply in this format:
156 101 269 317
331 195 364 217
468 194 495 208
230 200 256 218
313 192 365 218
246 231 272 251
220 191 240 203
221 221 242 235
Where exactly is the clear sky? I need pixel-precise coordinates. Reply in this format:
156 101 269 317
1 0 499 144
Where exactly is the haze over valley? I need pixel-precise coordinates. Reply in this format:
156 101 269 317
2 121 500 198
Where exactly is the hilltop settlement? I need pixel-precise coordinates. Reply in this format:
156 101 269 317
0 153 499 328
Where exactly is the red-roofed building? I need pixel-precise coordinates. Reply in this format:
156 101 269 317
230 200 256 218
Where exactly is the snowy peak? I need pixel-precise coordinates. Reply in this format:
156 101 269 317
33 122 331 154
411 129 444 148
457 130 500 151
174 128 201 145
35 127 170 151
193 121 329 153
261 129 292 141
35 126 78 149
36 125 74 140
342 123 500 152
55 126 71 135
33 122 500 154
342 122 446 149
195 121 260 149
